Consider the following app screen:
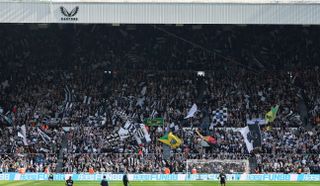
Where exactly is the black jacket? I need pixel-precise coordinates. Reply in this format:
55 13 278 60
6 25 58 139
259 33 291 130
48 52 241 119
123 174 129 183
101 179 109 186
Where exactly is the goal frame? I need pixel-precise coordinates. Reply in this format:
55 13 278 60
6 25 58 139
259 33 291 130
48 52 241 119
186 159 250 174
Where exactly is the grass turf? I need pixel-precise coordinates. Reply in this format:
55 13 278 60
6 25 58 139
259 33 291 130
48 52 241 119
0 181 320 186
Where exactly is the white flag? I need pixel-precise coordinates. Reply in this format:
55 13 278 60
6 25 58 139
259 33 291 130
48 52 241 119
20 125 28 145
184 103 198 119
239 126 253 153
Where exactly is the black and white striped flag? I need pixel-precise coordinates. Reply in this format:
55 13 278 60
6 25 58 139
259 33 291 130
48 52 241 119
87 112 107 126
106 133 121 147
123 120 136 133
118 127 130 140
18 125 28 145
64 86 75 103
283 111 302 125
37 128 51 144
116 122 151 145
83 96 92 105
150 109 158 119
63 85 76 114
133 123 151 145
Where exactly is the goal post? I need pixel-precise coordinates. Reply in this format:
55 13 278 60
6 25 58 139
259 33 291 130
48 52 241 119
186 159 250 174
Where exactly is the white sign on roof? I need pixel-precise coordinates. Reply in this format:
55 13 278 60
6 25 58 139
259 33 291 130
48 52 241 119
7 0 320 3
1 0 320 24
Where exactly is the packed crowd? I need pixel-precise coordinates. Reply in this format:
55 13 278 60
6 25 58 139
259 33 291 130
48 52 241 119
255 153 319 174
0 153 58 173
0 24 319 174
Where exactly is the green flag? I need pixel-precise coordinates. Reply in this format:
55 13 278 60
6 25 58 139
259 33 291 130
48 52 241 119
158 132 182 149
265 105 279 123
144 118 164 126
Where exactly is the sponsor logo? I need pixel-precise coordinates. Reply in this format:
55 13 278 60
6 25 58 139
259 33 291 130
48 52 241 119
60 6 79 21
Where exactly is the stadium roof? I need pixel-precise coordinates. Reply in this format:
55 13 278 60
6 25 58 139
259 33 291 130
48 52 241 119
9 0 320 3
2 0 320 24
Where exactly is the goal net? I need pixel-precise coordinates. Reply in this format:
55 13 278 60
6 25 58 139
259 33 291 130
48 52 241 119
186 159 250 174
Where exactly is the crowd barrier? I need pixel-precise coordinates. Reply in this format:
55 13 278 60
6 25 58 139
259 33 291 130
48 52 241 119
0 173 319 181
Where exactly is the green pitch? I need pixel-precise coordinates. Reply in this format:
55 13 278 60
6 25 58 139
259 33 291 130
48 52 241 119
1 181 320 186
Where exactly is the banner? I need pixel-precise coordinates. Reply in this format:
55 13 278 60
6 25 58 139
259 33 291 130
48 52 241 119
0 173 320 181
247 118 267 125
144 118 164 126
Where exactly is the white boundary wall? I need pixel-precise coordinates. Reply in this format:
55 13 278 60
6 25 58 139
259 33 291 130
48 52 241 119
1 0 320 24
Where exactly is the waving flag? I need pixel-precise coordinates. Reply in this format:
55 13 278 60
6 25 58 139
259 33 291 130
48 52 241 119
265 105 279 123
211 107 228 126
239 127 253 152
185 104 198 119
158 132 182 149
37 128 51 144
195 129 217 145
0 112 13 125
239 122 262 153
283 111 302 125
18 125 28 146
247 122 262 148
134 124 151 145
87 112 107 126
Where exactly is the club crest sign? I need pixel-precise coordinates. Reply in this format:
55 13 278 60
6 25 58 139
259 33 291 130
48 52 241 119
60 6 79 21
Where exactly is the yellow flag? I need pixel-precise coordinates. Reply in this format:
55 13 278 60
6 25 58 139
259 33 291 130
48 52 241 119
265 105 279 123
158 132 182 149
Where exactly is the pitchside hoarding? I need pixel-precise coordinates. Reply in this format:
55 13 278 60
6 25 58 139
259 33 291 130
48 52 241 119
0 173 319 181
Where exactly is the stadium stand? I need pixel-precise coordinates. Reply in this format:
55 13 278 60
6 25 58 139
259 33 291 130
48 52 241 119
0 24 319 175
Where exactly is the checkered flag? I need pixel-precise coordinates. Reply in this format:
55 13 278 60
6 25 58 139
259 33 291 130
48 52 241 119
211 107 228 126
